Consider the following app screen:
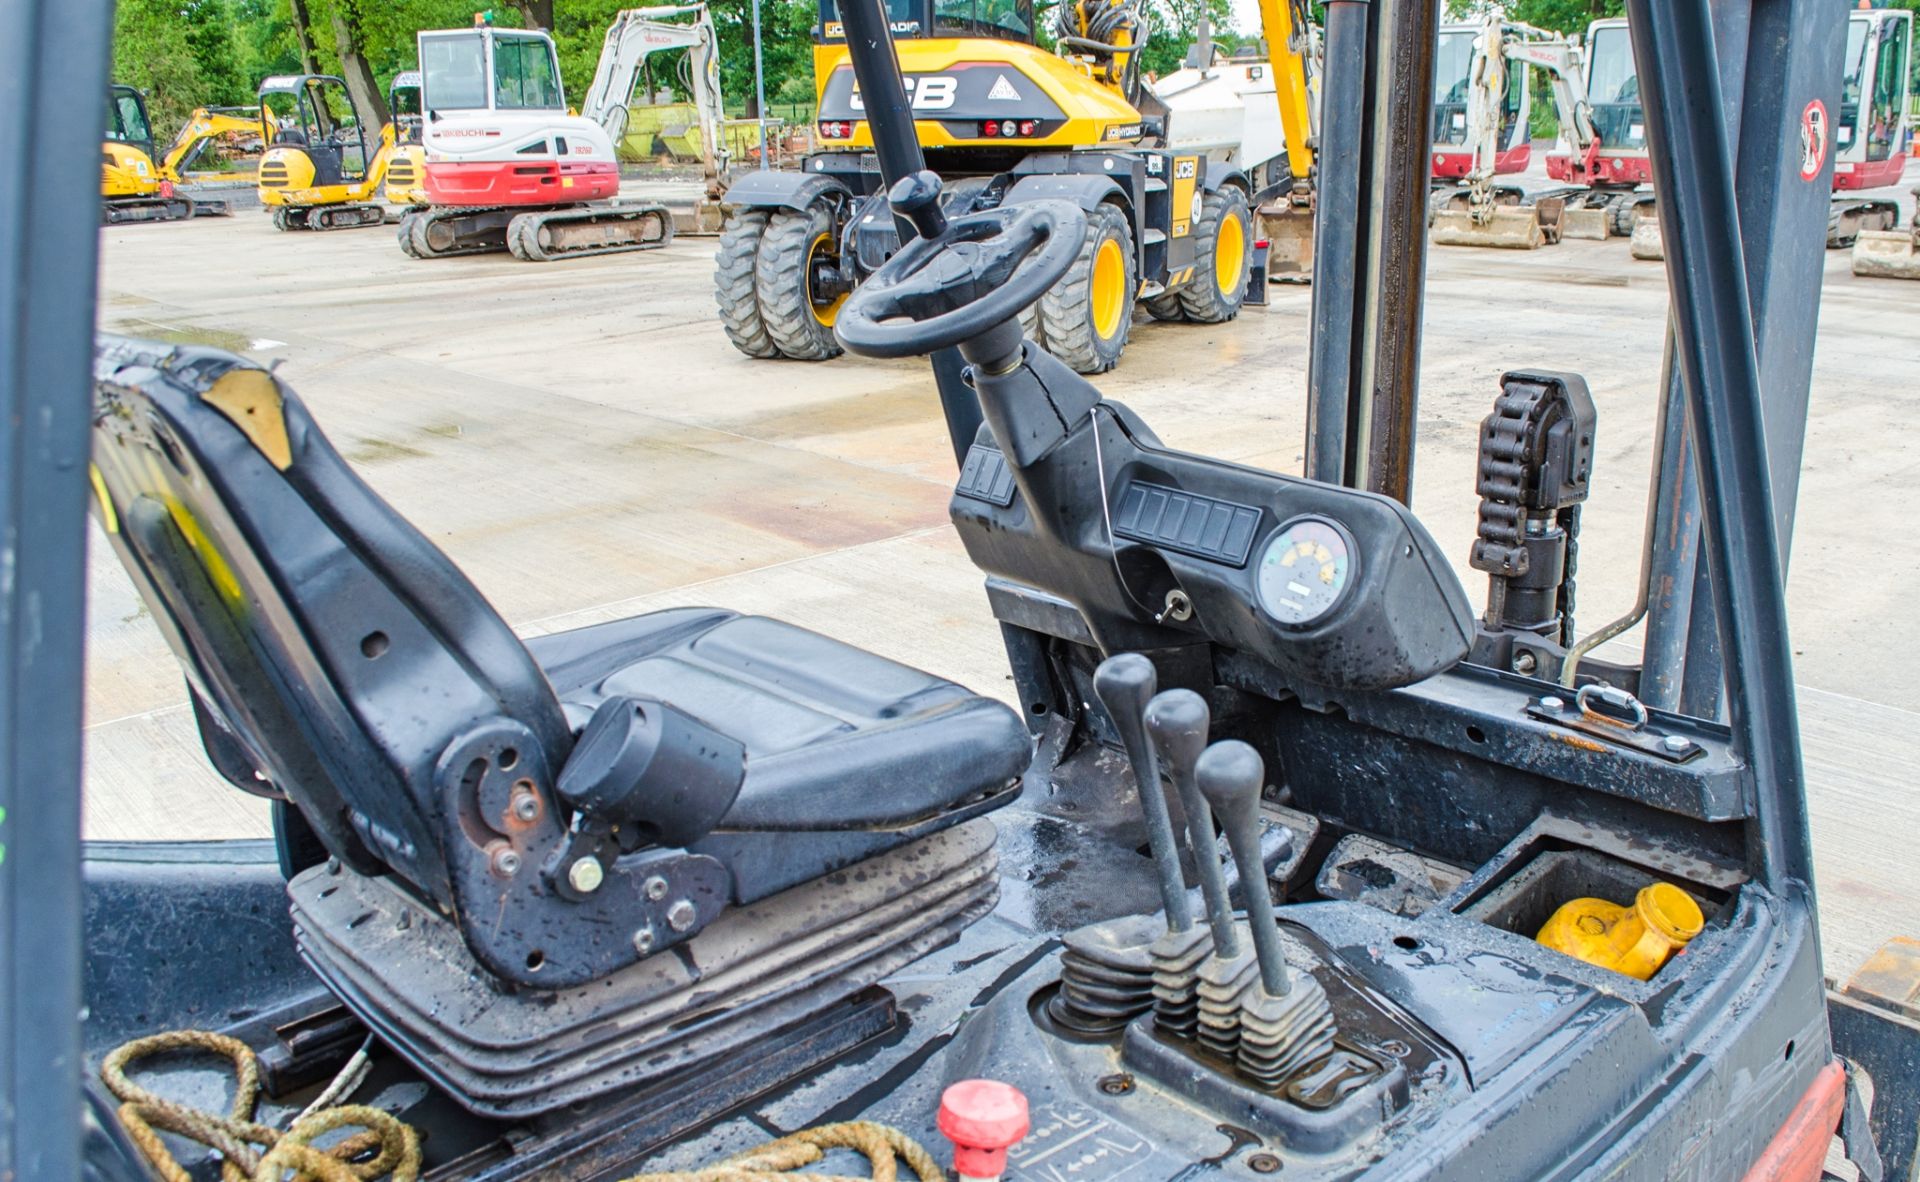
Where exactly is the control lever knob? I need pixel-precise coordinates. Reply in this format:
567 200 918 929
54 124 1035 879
1196 740 1291 996
1093 655 1193 932
1145 690 1239 959
938 1079 1029 1182
888 169 949 240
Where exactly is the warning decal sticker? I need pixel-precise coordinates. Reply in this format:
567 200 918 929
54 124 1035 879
1799 98 1829 181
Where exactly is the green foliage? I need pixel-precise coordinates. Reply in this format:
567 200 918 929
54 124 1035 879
113 0 218 129
1134 0 1237 78
1441 0 1622 35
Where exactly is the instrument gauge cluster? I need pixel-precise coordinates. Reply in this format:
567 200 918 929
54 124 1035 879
1256 516 1357 628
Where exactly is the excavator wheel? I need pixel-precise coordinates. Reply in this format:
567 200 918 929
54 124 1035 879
270 208 288 232
1017 300 1046 350
1141 292 1186 322
714 210 780 359
1039 202 1135 375
755 201 846 362
1177 186 1252 324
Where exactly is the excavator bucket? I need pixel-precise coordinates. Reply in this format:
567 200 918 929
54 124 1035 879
1258 203 1314 282
1630 216 1665 260
1852 228 1920 279
1561 208 1610 239
1431 206 1546 249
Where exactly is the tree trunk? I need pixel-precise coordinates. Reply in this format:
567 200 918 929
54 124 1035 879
330 0 391 132
288 0 320 74
513 0 556 29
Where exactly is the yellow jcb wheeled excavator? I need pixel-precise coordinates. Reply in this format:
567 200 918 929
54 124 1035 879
102 86 266 224
714 0 1318 373
257 74 405 231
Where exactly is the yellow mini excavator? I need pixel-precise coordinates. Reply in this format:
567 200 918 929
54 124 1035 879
102 85 266 224
257 74 404 231
716 0 1317 373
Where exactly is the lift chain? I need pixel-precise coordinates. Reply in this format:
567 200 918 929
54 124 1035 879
1468 372 1596 644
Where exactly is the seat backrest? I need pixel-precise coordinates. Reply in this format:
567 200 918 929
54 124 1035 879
89 337 574 906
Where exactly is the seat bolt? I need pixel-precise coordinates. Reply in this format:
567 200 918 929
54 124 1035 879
568 858 604 894
666 899 698 932
491 848 522 877
643 876 669 901
633 925 656 954
512 794 539 822
1663 734 1692 753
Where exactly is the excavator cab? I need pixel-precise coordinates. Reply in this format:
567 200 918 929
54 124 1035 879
104 85 156 171
1429 22 1529 181
816 0 1038 44
257 74 398 230
1837 7 1911 190
383 71 428 207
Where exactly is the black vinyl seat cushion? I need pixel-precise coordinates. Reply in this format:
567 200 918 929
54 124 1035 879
529 608 1032 832
89 338 1031 970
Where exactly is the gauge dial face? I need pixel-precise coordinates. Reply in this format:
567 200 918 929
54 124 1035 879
1256 518 1354 627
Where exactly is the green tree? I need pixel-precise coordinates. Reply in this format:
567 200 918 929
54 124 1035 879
113 0 210 130
182 0 253 105
1135 0 1237 78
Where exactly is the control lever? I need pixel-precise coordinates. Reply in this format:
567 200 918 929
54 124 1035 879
1093 655 1208 1036
1146 690 1254 1058
1196 741 1337 1087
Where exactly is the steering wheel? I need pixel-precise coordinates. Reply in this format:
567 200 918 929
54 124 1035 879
835 180 1087 359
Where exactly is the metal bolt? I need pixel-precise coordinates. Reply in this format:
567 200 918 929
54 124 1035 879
1541 696 1565 711
666 899 698 932
512 794 539 822
1380 1039 1411 1058
1096 1073 1134 1096
632 925 656 955
1247 1152 1282 1174
567 857 605 894
1512 651 1537 674
643 875 669 901
491 848 522 877
1662 734 1692 753
326 857 342 875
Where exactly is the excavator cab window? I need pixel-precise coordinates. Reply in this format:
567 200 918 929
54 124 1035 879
106 87 153 157
390 73 424 146
1867 14 1909 162
1432 31 1474 145
1584 24 1642 150
932 0 1034 41
421 32 490 111
492 34 565 111
817 0 927 41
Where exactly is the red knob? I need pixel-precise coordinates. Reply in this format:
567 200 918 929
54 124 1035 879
938 1079 1029 1180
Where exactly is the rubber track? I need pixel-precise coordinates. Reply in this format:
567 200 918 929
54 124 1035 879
405 206 510 259
102 197 195 225
755 205 844 361
715 210 780 358
1038 203 1133 374
505 204 673 262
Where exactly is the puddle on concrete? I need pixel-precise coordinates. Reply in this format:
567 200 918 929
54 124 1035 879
346 438 431 464
109 317 255 352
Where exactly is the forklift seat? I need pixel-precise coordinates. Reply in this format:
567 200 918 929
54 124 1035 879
88 337 1029 992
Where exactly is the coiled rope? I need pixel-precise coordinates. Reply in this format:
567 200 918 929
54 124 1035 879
100 1029 420 1182
104 1030 947 1182
620 1120 946 1181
